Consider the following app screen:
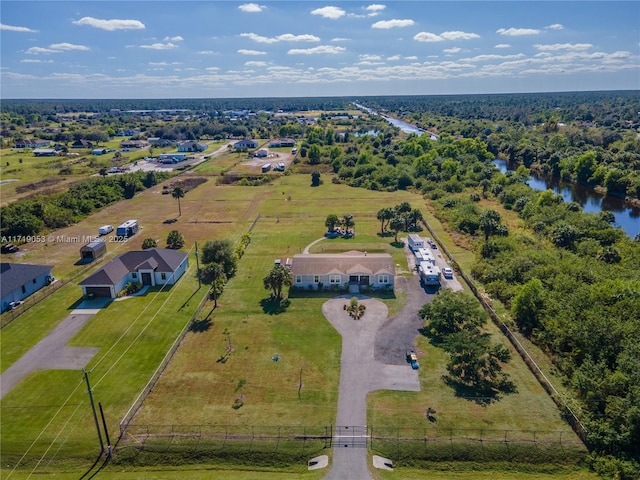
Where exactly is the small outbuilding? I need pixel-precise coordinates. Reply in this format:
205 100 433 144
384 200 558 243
80 240 106 262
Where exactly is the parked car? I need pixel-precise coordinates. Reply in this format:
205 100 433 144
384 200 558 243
406 350 419 370
9 300 23 310
1 243 19 254
442 267 454 279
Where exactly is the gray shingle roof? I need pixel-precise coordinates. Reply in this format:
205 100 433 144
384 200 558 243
290 252 395 276
0 263 52 297
79 248 187 287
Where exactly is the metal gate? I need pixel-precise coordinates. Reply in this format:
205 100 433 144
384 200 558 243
334 425 368 448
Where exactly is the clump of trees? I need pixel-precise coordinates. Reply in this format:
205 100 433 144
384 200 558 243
142 238 157 249
199 234 251 305
1 171 170 239
376 202 424 242
324 213 355 236
166 230 184 249
420 289 514 401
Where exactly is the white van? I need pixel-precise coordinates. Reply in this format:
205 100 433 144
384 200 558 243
98 225 114 235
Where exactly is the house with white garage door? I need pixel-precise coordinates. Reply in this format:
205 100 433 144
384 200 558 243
290 251 395 292
79 248 188 298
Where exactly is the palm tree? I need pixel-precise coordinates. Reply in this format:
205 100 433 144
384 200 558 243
172 184 185 216
377 207 394 234
342 214 355 236
389 216 404 243
263 264 293 300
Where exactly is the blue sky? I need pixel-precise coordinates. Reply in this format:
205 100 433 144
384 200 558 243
1 1 638 99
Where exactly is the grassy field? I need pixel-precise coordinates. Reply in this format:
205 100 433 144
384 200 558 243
1 172 586 476
0 139 223 204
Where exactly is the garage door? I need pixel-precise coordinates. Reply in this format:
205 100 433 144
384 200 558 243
85 287 112 298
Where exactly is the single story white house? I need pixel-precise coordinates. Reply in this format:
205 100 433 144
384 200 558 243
177 141 207 152
1 263 53 312
234 138 258 150
290 251 395 291
79 248 188 298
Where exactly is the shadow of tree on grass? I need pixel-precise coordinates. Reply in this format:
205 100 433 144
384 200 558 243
443 375 517 406
260 296 291 315
190 318 213 332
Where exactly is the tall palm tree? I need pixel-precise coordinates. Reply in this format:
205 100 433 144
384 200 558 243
342 214 355 236
172 184 185 216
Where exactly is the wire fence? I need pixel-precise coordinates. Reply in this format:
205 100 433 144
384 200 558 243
116 424 586 464
419 219 587 442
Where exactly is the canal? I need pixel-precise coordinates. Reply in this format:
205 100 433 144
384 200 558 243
493 159 639 238
355 102 639 238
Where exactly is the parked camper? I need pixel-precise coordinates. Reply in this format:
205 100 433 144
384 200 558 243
417 248 435 265
98 225 114 235
407 234 424 252
419 261 441 286
261 163 271 172
116 219 138 238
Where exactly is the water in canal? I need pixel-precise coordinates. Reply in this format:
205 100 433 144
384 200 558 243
493 159 639 238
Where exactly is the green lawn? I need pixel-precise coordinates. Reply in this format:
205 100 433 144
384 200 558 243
1 173 586 476
1 255 203 467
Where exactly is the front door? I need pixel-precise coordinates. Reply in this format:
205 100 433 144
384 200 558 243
141 272 152 285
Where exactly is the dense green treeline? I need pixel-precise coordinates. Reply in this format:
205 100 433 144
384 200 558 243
0 171 170 239
429 176 640 478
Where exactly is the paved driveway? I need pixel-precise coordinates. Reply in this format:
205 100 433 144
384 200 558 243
0 299 108 399
321 292 421 480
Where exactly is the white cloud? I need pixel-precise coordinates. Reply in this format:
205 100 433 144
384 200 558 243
205 67 220 71
372 19 415 29
72 16 145 31
331 37 350 42
360 54 382 61
365 4 386 16
20 59 53 63
240 32 320 44
495 43 511 49
414 32 444 42
288 45 346 55
311 6 346 20
1 23 37 33
497 27 541 36
444 47 462 54
149 61 181 66
25 46 60 54
164 36 184 42
237 49 267 55
198 50 218 55
546 24 564 30
238 3 266 13
25 43 89 54
462 53 526 62
49 43 90 51
440 31 480 41
534 43 592 51
245 61 268 67
140 43 178 50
